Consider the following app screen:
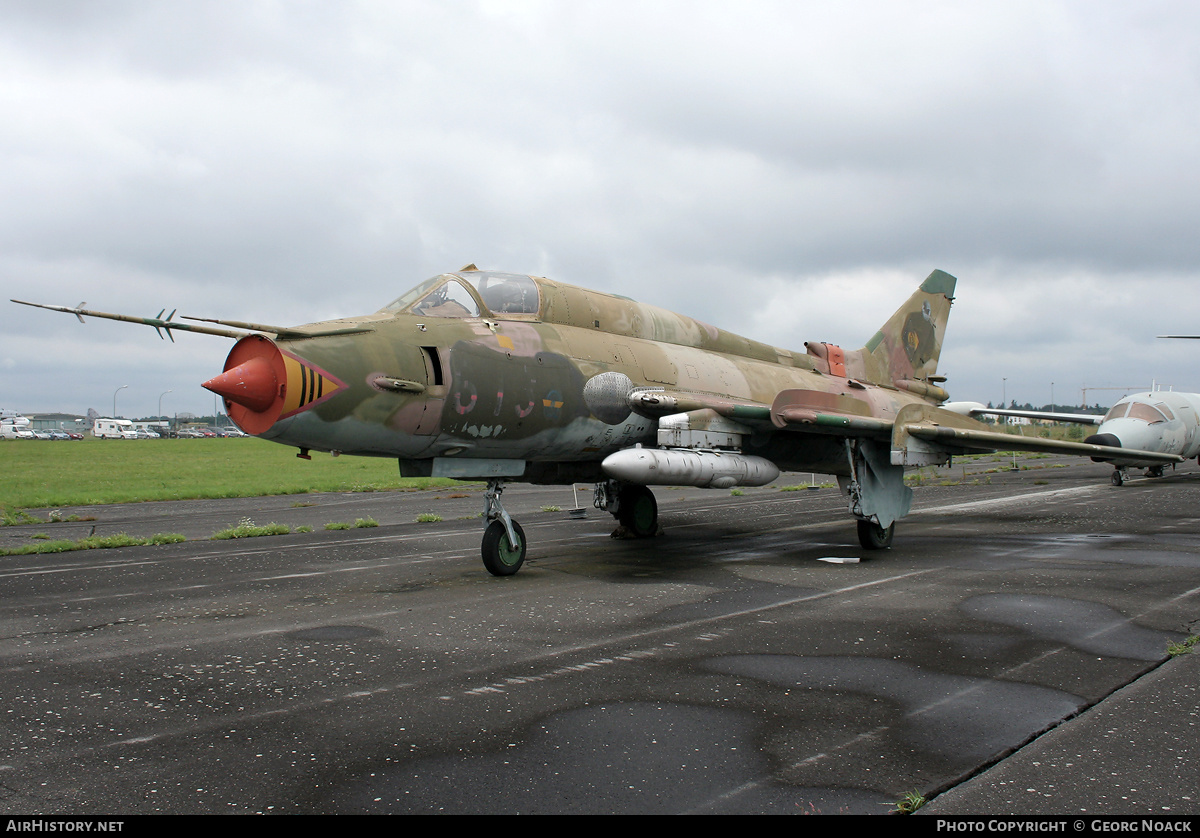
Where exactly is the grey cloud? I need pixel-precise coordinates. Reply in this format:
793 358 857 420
3 1 1200 418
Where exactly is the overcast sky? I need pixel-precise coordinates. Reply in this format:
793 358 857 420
3 0 1199 421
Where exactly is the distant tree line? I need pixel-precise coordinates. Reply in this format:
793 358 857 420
985 400 1106 415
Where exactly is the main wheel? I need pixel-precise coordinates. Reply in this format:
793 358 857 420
857 519 894 550
617 484 658 537
1111 469 1124 486
1147 466 1164 479
481 519 526 576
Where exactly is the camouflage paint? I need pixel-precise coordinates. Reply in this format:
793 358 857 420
227 267 958 481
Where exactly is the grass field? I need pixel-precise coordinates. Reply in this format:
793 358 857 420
0 437 458 511
1 425 1086 514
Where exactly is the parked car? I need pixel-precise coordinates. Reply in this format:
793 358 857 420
46 430 71 440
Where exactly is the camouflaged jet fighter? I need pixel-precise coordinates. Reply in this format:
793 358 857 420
13 265 1170 575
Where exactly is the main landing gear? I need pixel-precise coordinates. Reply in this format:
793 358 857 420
856 519 895 550
1113 464 1168 487
844 439 907 552
595 480 659 538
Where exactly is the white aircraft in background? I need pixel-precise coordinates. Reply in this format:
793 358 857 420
946 392 1198 486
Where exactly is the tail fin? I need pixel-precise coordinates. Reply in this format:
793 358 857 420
851 269 956 391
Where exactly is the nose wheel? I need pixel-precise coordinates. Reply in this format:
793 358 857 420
481 480 526 576
1111 468 1126 486
482 518 526 576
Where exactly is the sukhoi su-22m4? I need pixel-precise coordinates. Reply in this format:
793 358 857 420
15 265 1175 575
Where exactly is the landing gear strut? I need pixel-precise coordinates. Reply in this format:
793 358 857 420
481 480 526 576
843 439 908 551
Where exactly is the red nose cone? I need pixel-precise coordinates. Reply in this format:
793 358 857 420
204 334 289 434
203 356 279 412
206 333 343 436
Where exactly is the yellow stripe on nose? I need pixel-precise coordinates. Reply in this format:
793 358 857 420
280 354 344 416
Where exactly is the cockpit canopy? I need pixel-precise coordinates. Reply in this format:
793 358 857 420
383 271 541 319
1103 399 1174 424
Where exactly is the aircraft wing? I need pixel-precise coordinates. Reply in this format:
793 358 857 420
628 388 772 424
628 387 894 437
768 389 895 436
942 401 1104 425
891 403 1183 466
628 388 1180 468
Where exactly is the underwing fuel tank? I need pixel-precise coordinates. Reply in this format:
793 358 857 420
601 446 780 489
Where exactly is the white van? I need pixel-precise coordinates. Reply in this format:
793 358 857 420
0 411 33 439
93 418 136 439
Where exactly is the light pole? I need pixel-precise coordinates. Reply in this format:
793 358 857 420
1002 377 1007 408
159 390 173 419
113 384 128 418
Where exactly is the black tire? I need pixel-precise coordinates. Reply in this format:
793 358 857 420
481 519 526 576
617 484 658 537
857 519 894 550
1111 470 1124 486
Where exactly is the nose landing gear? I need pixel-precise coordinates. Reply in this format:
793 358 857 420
481 480 526 576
